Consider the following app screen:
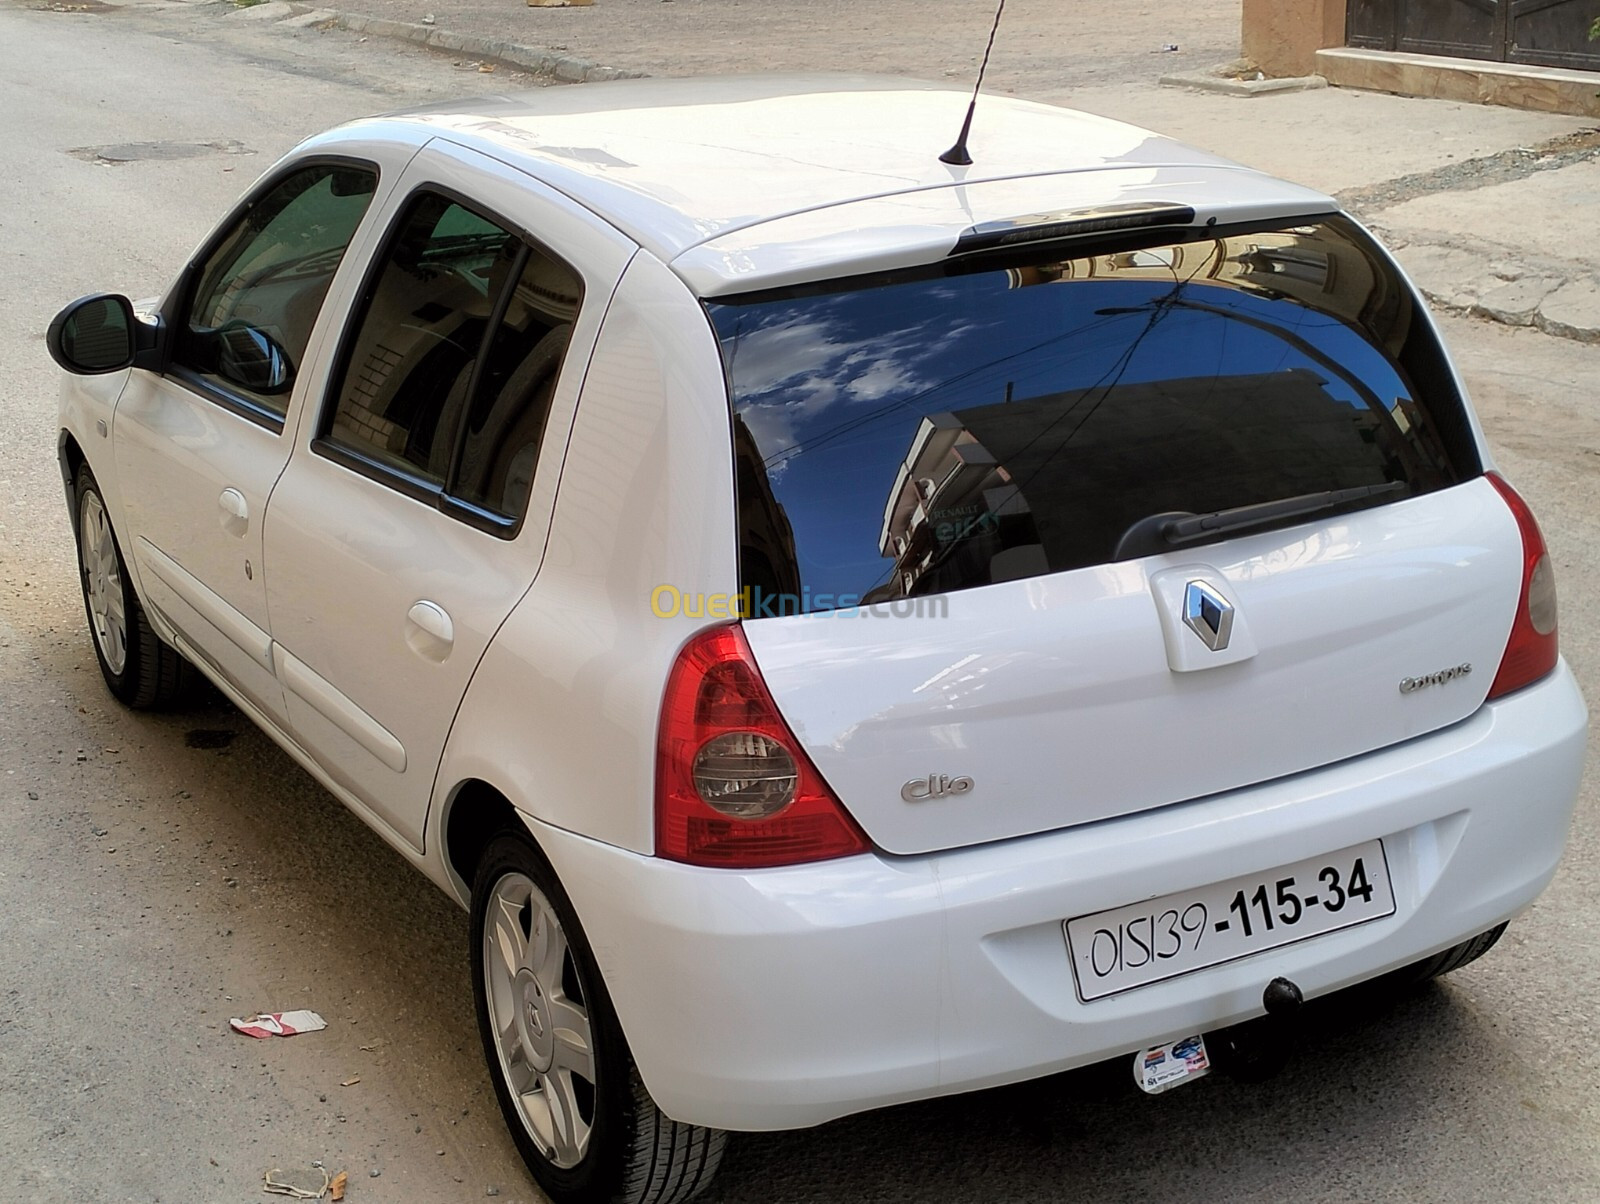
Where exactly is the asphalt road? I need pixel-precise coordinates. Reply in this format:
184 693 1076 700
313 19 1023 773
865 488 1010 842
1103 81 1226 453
1 5 1597 1203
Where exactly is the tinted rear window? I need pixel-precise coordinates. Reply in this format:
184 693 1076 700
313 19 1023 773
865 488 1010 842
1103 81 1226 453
709 216 1477 612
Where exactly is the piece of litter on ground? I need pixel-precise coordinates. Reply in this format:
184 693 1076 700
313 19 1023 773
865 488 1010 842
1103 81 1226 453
1157 43 1179 52
479 63 496 72
329 1172 348 1202
263 1165 331 1199
340 1076 361 1087
230 1010 328 1039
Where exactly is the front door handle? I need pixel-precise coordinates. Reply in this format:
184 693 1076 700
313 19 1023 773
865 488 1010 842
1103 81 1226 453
405 600 454 663
218 488 249 537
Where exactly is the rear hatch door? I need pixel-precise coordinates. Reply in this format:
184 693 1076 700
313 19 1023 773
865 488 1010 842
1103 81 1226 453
710 214 1517 856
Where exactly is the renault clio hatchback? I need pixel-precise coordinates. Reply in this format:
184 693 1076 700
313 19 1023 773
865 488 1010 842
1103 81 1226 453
49 77 1587 1204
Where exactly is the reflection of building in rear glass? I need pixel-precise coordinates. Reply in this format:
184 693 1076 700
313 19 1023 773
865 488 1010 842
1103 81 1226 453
1012 225 1375 320
872 369 1451 601
871 413 1043 604
734 412 801 597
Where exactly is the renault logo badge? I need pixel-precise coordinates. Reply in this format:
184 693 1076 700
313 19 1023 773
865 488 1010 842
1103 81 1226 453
1182 581 1234 652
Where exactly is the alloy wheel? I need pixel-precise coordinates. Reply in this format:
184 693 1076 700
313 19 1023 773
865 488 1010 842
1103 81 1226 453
482 871 598 1169
79 490 127 677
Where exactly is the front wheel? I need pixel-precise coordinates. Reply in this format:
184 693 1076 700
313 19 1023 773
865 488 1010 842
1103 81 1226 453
73 464 192 709
471 832 727 1204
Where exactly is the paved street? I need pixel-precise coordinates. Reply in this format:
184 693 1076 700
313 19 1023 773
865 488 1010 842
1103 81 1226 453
0 3 1597 1202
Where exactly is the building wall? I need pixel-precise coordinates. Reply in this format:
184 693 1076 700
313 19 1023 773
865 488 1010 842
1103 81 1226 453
1242 0 1348 77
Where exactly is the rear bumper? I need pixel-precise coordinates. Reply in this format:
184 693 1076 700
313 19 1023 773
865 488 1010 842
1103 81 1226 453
531 662 1587 1132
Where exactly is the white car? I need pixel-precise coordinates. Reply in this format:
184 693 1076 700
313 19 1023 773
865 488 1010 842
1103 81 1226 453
49 76 1587 1203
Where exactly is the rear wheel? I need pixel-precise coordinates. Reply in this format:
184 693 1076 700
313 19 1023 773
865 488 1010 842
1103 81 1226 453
470 831 727 1204
74 464 192 709
1394 923 1508 986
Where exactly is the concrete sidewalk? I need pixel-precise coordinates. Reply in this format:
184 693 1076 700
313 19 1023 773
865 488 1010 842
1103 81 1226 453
199 0 1600 340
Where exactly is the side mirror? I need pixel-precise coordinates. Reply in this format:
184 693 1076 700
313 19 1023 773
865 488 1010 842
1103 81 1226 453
212 321 294 396
47 294 138 375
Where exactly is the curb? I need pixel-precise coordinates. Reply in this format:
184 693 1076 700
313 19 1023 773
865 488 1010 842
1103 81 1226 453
1158 70 1327 98
330 11 644 82
227 1 645 83
1317 46 1600 120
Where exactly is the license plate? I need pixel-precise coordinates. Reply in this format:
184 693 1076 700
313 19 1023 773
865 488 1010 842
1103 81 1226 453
1064 840 1395 1002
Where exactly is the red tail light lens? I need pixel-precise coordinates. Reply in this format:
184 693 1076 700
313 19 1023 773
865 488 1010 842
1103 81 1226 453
1485 472 1559 700
656 625 871 868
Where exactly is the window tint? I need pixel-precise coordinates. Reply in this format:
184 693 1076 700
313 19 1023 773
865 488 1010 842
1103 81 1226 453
709 216 1478 613
181 164 377 417
328 194 518 484
324 190 584 525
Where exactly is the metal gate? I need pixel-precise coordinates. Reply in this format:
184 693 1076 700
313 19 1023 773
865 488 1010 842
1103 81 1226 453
1348 0 1600 71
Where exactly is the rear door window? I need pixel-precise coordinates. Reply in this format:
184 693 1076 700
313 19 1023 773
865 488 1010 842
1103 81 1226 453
326 193 513 484
452 252 580 518
319 190 583 527
708 215 1478 612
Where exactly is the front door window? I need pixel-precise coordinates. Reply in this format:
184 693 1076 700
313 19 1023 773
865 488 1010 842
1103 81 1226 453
177 163 378 420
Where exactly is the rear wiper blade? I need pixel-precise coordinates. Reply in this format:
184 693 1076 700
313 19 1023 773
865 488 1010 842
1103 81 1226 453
1113 482 1408 561
1166 482 1410 542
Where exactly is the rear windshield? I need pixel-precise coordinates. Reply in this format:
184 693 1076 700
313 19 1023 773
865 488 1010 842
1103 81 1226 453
708 215 1478 614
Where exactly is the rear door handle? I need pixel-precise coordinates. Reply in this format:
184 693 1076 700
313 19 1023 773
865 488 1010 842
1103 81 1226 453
218 488 249 537
405 600 454 663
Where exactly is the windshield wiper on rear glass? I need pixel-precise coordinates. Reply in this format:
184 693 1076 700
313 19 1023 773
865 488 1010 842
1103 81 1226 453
1112 482 1409 561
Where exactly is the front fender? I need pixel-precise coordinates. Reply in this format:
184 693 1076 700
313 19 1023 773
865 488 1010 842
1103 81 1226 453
57 367 132 524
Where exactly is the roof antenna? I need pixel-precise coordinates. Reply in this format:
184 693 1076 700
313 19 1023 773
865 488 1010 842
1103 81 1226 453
940 0 1009 167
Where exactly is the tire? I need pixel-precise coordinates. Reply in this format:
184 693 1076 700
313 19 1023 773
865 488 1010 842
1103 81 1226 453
73 464 193 709
1393 923 1508 987
470 831 727 1204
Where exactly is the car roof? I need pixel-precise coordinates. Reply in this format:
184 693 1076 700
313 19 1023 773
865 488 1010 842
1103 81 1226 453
339 75 1339 296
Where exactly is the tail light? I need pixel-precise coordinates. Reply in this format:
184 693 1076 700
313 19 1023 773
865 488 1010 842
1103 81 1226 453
656 625 870 868
1485 472 1559 700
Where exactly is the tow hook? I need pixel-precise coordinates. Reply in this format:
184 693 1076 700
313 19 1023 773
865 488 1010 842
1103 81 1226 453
1212 976 1305 1083
1132 977 1306 1095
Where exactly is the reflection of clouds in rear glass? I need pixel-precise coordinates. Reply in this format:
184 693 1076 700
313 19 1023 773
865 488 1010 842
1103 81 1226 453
724 309 996 476
737 402 802 476
723 319 936 473
719 318 839 396
846 356 923 402
725 316 941 408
